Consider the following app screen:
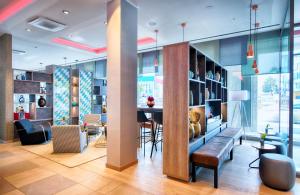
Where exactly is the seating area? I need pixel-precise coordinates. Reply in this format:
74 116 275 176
0 0 300 194
191 127 241 188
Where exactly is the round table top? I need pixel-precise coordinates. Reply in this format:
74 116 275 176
252 143 276 151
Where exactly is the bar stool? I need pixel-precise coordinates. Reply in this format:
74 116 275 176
151 111 163 158
137 110 154 157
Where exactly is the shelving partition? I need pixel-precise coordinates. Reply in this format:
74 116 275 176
163 42 228 181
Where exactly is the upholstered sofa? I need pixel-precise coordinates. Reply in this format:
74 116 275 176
15 119 51 145
52 125 87 153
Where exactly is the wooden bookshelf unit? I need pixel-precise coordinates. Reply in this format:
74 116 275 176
163 42 228 181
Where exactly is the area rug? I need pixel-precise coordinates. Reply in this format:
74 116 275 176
19 141 106 168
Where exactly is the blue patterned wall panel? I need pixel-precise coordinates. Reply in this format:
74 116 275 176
79 70 93 124
53 68 70 125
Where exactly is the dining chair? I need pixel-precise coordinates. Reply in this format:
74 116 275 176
137 110 154 157
151 111 163 158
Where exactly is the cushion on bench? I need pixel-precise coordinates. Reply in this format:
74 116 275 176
192 136 233 167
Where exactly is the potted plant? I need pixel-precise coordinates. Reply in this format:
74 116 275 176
147 96 155 108
260 133 267 147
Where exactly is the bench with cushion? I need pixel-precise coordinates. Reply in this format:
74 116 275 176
217 127 243 145
191 136 234 188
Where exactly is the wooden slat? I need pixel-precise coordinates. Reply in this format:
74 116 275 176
163 42 189 181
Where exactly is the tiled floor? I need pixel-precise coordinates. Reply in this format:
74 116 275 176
0 141 299 195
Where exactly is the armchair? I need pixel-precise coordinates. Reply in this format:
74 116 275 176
14 119 51 145
52 125 87 153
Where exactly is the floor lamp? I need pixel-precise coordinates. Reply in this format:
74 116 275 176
230 90 250 140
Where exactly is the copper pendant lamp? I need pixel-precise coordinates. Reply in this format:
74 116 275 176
252 4 259 74
247 0 254 59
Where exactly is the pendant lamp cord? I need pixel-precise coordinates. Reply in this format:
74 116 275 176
254 7 258 60
155 29 158 65
181 22 186 42
249 0 252 44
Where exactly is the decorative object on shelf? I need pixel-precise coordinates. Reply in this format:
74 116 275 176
205 88 209 100
199 93 202 105
190 109 200 123
221 77 224 86
195 64 200 80
19 95 25 104
147 96 155 108
38 96 47 107
189 91 194 106
102 105 107 113
193 122 201 138
40 87 47 94
211 91 216 99
72 101 78 107
215 72 221 82
260 133 267 147
18 106 25 120
21 74 26 80
189 110 201 138
207 71 214 79
189 122 194 141
189 71 194 79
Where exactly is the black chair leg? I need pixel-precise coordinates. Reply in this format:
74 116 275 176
143 126 146 157
192 163 196 182
150 126 157 158
214 167 218 188
230 149 233 160
240 136 242 145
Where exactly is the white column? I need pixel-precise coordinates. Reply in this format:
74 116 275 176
106 0 138 170
0 34 13 141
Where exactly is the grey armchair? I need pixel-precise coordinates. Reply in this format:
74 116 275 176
52 125 87 153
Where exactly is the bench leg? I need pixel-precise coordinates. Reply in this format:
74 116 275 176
240 136 242 145
230 148 233 160
192 163 196 182
214 167 218 188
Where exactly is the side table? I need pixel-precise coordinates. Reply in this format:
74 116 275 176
249 143 276 169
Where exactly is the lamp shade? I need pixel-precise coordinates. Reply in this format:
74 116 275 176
247 44 254 59
229 90 250 101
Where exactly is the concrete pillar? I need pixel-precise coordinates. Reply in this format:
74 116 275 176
106 0 138 170
0 34 13 141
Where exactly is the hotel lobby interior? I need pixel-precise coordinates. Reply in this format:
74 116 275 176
1 0 300 194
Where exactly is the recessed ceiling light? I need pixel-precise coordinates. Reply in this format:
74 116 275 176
148 21 157 27
26 28 31 32
62 10 70 15
206 5 213 9
34 46 38 48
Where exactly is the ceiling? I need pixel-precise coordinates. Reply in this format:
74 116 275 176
0 0 289 70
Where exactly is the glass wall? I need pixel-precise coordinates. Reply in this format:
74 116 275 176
137 50 163 107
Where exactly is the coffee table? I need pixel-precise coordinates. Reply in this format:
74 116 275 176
249 143 276 169
95 124 107 148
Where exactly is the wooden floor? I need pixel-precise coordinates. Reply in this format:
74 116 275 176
0 140 299 195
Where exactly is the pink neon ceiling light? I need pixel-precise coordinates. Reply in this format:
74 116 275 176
0 0 33 23
52 37 156 54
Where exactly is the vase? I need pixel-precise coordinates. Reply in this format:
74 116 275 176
38 96 46 107
19 95 25 104
260 139 265 147
189 91 194 106
193 122 201 138
205 88 209 100
215 72 221 81
189 123 194 141
147 101 155 108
